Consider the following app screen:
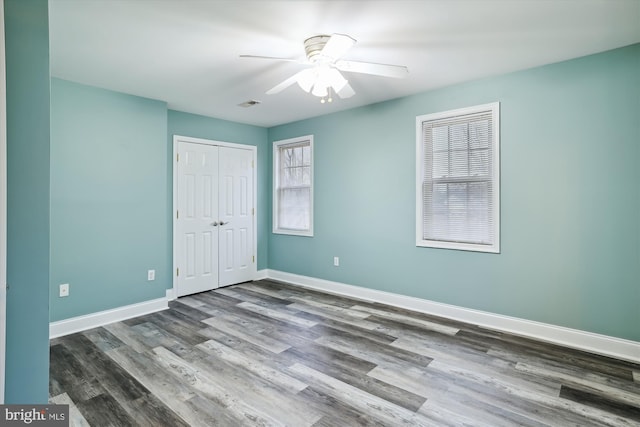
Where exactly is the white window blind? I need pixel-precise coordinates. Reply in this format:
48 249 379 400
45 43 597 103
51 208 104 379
273 136 313 236
416 103 499 253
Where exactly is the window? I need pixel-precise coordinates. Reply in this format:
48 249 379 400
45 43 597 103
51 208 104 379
273 135 313 236
416 103 500 253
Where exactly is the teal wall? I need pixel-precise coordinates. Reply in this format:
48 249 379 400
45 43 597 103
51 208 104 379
268 44 640 342
167 110 269 270
48 98 270 322
4 0 50 403
50 78 168 321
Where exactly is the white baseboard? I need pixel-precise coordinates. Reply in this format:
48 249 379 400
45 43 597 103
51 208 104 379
166 287 177 301
255 269 269 280
265 269 640 364
50 297 169 339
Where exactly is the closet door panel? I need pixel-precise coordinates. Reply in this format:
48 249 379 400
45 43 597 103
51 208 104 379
218 146 254 287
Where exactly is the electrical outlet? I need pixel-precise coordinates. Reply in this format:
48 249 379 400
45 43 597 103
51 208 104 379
333 256 340 267
59 283 69 297
147 269 155 281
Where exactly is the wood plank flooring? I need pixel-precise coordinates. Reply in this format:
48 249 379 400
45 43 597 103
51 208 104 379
49 279 640 426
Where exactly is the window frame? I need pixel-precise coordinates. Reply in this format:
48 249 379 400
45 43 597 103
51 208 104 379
415 102 500 253
273 135 314 237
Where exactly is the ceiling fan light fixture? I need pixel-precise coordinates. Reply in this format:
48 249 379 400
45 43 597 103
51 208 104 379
314 66 331 89
311 82 328 98
307 66 347 99
296 68 316 93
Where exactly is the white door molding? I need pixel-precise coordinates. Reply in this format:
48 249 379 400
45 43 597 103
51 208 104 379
172 135 257 297
0 0 7 403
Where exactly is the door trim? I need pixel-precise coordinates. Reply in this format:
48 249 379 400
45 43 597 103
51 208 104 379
0 0 7 403
172 135 257 297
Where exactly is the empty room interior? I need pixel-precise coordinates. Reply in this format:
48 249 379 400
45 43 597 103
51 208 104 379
2 0 640 425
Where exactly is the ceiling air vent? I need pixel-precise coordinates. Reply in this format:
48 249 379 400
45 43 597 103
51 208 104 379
238 99 261 108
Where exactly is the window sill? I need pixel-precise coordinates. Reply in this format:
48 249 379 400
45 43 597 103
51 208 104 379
273 229 314 237
416 239 500 253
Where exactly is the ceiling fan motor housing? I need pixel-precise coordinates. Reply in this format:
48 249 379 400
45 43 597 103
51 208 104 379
304 35 331 63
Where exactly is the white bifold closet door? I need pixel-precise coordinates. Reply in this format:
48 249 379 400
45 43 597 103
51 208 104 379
175 140 254 297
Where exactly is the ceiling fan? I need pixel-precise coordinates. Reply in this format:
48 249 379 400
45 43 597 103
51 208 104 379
240 33 409 102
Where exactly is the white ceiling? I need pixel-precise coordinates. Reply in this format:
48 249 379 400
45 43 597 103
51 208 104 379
49 0 640 127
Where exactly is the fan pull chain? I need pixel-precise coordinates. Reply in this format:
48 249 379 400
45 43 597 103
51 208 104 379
320 87 334 104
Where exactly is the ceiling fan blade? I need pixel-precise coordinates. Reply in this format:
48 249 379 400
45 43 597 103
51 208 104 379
325 68 348 93
321 34 356 60
335 60 408 78
336 82 355 99
266 71 305 95
239 54 301 63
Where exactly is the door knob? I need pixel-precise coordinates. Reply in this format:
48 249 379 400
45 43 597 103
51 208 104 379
211 221 219 226
219 221 228 226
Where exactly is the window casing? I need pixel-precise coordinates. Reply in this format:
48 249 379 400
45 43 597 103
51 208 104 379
273 135 313 236
416 103 500 253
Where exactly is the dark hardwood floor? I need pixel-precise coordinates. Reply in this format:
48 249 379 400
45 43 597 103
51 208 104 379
49 279 640 426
